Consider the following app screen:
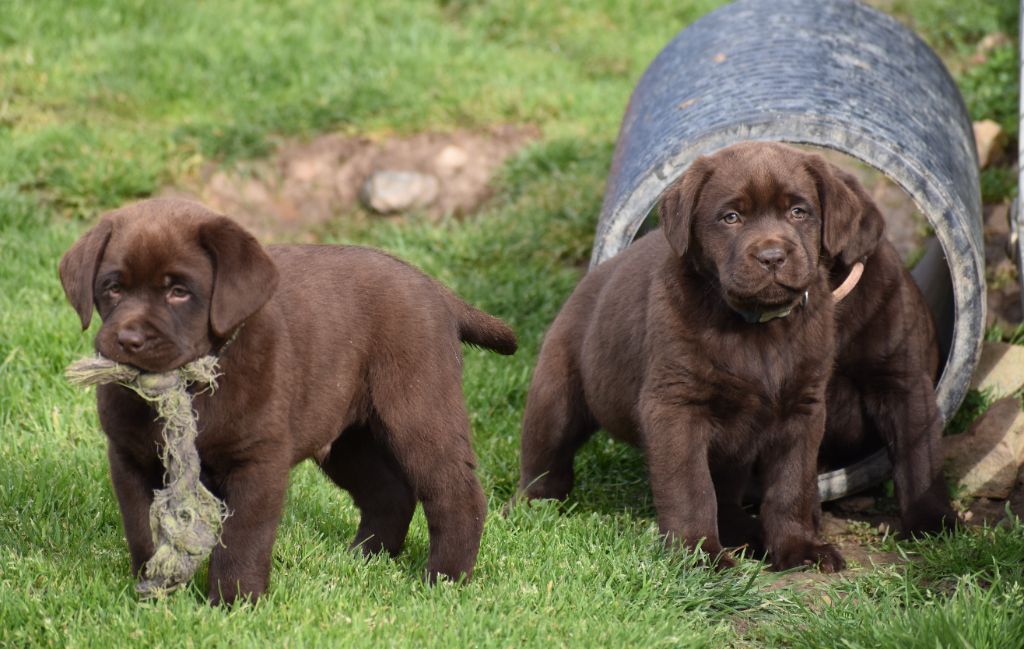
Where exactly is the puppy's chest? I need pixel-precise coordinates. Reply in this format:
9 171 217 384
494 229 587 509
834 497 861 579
684 328 829 418
100 385 264 471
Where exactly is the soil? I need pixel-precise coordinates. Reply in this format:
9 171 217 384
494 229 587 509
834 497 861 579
981 202 1023 328
760 464 1024 591
161 125 539 241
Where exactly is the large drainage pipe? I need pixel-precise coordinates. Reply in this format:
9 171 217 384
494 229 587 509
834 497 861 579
592 0 985 500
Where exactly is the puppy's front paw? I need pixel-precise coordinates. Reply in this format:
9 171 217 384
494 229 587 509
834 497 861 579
771 539 845 573
718 506 766 559
687 541 736 571
710 550 737 571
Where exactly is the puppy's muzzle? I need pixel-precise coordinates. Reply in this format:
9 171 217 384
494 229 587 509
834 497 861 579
116 326 150 354
754 246 787 271
98 321 191 373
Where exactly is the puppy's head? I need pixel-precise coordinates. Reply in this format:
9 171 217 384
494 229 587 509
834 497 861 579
59 199 278 372
659 141 883 315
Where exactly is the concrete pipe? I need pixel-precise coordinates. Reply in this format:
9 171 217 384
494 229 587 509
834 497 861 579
591 0 985 500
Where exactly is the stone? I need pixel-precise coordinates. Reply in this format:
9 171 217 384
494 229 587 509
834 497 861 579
288 151 336 183
969 341 1024 397
984 203 1010 238
983 204 1012 276
969 32 1011 65
819 512 848 536
1011 464 1024 520
964 496 1017 528
360 170 440 214
973 119 1007 169
979 32 1011 51
986 286 1024 333
944 397 1024 499
434 145 470 172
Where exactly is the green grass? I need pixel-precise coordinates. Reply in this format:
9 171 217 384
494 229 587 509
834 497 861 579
2 1 1023 647
891 0 1020 134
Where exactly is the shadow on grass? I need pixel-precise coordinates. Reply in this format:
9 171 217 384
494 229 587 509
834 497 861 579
501 432 656 521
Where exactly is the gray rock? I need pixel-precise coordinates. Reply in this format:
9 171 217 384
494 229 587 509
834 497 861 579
818 512 849 537
944 397 1024 499
984 203 1011 239
360 170 440 214
973 119 1007 169
969 341 1024 397
434 144 470 172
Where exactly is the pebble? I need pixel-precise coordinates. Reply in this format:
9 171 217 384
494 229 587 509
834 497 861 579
944 397 1024 499
360 170 440 214
969 341 1024 397
434 145 470 172
973 119 1006 169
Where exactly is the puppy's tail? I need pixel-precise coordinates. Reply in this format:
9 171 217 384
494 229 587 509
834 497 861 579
449 296 517 356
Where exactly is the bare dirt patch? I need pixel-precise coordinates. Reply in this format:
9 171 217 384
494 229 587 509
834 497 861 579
754 467 1024 595
161 125 539 241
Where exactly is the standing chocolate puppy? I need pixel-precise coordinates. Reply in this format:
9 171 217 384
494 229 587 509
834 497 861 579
60 199 516 604
518 142 854 571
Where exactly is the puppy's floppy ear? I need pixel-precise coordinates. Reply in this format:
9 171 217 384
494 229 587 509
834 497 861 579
804 154 885 265
59 218 113 330
198 216 279 337
660 158 713 257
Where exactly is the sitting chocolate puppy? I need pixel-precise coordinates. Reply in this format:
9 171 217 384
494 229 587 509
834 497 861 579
518 142 855 571
59 199 516 604
817 175 957 537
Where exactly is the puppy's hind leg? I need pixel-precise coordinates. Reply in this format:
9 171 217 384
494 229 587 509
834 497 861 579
518 345 597 502
863 373 957 536
373 370 487 583
318 425 417 558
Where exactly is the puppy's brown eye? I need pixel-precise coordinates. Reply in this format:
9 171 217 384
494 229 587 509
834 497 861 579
167 286 190 302
721 212 741 225
790 207 807 219
106 284 122 299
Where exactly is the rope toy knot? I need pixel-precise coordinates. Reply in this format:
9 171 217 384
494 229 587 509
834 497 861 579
66 355 229 598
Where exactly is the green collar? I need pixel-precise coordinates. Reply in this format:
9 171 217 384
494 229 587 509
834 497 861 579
734 290 809 324
731 260 865 325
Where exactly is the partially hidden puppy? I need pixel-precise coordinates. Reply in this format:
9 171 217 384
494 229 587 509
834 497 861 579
59 199 517 604
518 142 869 572
817 176 957 537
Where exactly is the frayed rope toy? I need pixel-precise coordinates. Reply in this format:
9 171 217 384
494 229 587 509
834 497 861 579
66 355 229 598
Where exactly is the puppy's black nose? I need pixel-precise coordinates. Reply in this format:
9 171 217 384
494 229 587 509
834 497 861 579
117 328 147 353
756 247 787 270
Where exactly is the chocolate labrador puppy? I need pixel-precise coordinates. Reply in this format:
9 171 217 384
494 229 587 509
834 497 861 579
519 142 956 570
59 199 516 604
519 142 846 571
